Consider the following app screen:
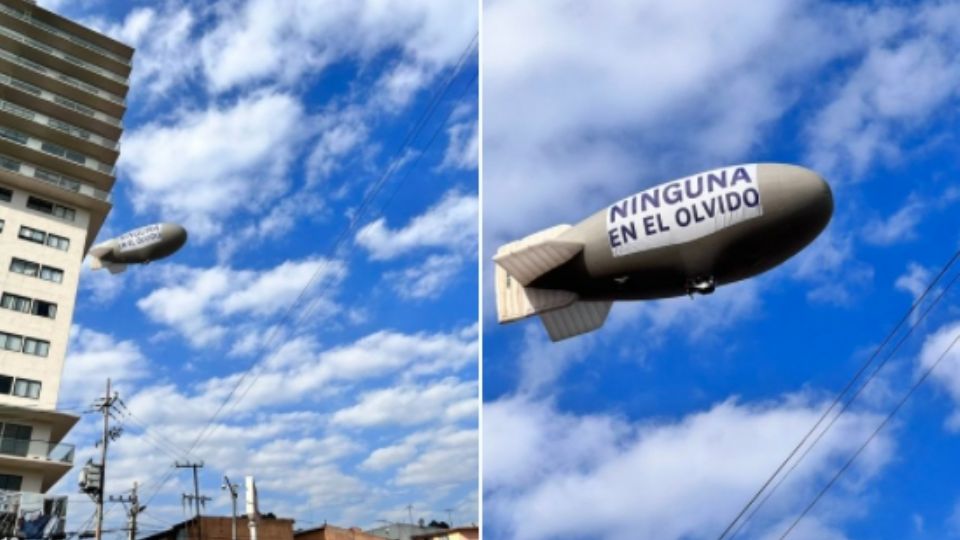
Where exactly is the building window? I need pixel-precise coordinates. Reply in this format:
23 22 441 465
26 196 76 222
0 187 11 201
39 266 63 283
31 299 57 319
0 331 23 352
22 338 49 357
18 225 45 244
40 141 87 164
0 474 22 491
0 219 4 232
0 293 31 313
0 126 28 145
47 233 69 251
0 423 32 457
0 375 10 394
0 155 20 173
12 379 40 399
10 258 39 277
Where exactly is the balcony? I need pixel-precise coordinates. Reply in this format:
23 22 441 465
0 438 74 491
0 437 74 464
0 489 67 539
0 151 111 202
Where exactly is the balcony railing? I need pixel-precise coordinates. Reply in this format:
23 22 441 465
0 489 67 538
0 2 130 66
0 437 74 464
0 151 111 202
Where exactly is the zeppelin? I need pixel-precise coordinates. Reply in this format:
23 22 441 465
494 163 833 341
87 222 188 274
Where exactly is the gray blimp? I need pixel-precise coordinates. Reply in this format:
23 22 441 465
88 222 188 274
494 163 833 341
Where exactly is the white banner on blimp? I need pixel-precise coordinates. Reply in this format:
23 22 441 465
606 164 763 257
118 224 163 252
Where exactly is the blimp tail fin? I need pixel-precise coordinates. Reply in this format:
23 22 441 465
88 250 127 274
495 263 578 323
540 300 613 342
493 224 582 286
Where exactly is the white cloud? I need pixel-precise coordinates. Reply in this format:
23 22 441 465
895 263 932 303
807 19 960 179
917 320 960 431
137 257 345 348
387 254 465 300
126 326 477 425
120 93 304 239
306 110 369 185
863 197 926 245
61 326 149 405
485 395 892 540
199 0 476 94
440 114 478 170
356 191 477 260
332 378 476 427
396 428 478 487
105 5 199 101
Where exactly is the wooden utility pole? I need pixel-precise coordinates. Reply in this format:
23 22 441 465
177 462 208 540
110 482 145 540
93 378 119 540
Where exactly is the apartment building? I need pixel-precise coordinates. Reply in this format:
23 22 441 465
0 0 131 535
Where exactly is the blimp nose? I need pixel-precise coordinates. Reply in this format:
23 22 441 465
160 222 188 248
768 164 834 232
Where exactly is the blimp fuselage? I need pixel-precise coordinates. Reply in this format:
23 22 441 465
494 163 833 341
88 222 187 273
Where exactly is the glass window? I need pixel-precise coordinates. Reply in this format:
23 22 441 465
0 332 22 352
31 299 57 319
26 196 54 214
0 219 4 232
0 474 22 491
0 156 19 172
12 378 40 399
0 423 32 457
1 293 31 313
10 258 39 277
10 78 41 95
47 234 69 251
22 338 49 357
39 266 63 283
0 187 11 201
0 375 11 394
0 126 28 144
18 225 45 244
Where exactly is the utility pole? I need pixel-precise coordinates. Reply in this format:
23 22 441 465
110 482 145 540
91 378 120 540
407 504 414 526
176 461 208 540
222 476 239 540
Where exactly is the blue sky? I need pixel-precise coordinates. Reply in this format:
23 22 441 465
35 0 477 535
482 1 960 539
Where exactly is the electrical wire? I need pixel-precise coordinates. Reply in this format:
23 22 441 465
779 327 960 538
730 266 960 537
135 35 478 513
716 249 960 539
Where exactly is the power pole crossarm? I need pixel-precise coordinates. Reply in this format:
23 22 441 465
176 462 206 540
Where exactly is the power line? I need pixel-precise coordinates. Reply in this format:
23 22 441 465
729 265 960 538
716 249 960 539
779 327 960 538
136 33 478 513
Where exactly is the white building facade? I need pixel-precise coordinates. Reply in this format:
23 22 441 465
0 0 130 535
